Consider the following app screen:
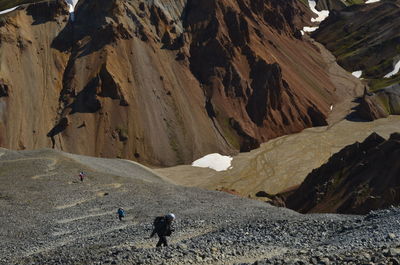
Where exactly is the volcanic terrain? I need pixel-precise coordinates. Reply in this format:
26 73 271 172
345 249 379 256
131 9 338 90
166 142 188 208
2 148 400 265
0 0 364 166
156 115 400 197
1 0 400 264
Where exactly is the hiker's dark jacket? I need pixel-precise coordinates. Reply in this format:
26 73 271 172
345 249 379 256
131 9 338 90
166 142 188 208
151 217 173 237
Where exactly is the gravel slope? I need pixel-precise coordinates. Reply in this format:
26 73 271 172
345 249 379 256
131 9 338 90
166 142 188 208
1 148 400 265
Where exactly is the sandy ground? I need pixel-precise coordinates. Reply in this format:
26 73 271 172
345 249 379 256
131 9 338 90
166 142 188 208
155 116 400 197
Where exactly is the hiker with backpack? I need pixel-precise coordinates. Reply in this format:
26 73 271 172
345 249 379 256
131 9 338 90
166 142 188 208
117 208 125 221
79 171 86 182
150 213 176 247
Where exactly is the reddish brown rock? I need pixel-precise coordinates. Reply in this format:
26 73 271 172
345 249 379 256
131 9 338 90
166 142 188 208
0 0 350 166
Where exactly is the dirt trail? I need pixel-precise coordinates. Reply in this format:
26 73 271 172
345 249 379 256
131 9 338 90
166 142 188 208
217 247 289 265
309 37 365 125
24 221 139 257
32 158 58 179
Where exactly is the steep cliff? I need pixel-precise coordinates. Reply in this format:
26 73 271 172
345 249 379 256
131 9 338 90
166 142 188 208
0 0 348 165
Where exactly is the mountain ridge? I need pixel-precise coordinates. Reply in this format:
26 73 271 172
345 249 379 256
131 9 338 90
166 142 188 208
0 0 362 166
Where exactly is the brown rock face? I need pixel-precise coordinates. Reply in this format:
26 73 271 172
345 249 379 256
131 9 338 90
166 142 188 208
284 133 400 214
356 84 400 121
184 0 333 148
356 91 389 121
0 0 342 165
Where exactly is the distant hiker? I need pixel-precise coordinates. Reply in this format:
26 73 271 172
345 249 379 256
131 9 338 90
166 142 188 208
79 171 86 182
150 213 176 247
117 208 125 221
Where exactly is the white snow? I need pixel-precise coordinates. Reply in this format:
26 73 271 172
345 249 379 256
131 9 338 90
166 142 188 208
0 6 19 15
330 105 333 111
303 26 319 33
192 153 233 172
352 71 363 78
384 59 400 78
65 0 79 21
65 0 79 13
0 1 79 16
365 0 381 4
302 0 329 34
308 0 330 23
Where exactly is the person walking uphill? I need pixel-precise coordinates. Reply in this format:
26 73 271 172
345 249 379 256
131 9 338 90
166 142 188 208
79 171 86 182
150 213 176 247
117 208 125 221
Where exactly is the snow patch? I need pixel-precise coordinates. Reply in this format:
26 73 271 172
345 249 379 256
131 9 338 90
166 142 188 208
384 59 400 78
308 0 330 23
65 0 79 12
65 0 79 21
0 6 19 15
303 26 319 33
365 0 381 4
302 0 329 34
352 71 363 78
192 153 233 172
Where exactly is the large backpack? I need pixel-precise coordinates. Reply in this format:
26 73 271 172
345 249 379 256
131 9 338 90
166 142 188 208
153 216 165 228
153 216 172 236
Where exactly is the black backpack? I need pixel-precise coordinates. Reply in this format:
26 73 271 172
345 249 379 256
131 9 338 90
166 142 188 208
153 216 172 235
153 216 165 228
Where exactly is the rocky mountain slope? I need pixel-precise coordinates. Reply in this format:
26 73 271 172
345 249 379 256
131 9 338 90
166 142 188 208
2 148 400 265
283 132 400 214
313 0 400 83
311 0 400 121
0 0 361 166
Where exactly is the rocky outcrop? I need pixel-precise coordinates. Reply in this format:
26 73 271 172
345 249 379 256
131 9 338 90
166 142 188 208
284 132 400 214
356 94 389 121
0 0 349 165
0 79 9 97
356 84 400 121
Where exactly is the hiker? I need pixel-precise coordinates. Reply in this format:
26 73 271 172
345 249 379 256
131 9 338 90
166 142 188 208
150 213 176 247
79 171 86 182
117 208 125 221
